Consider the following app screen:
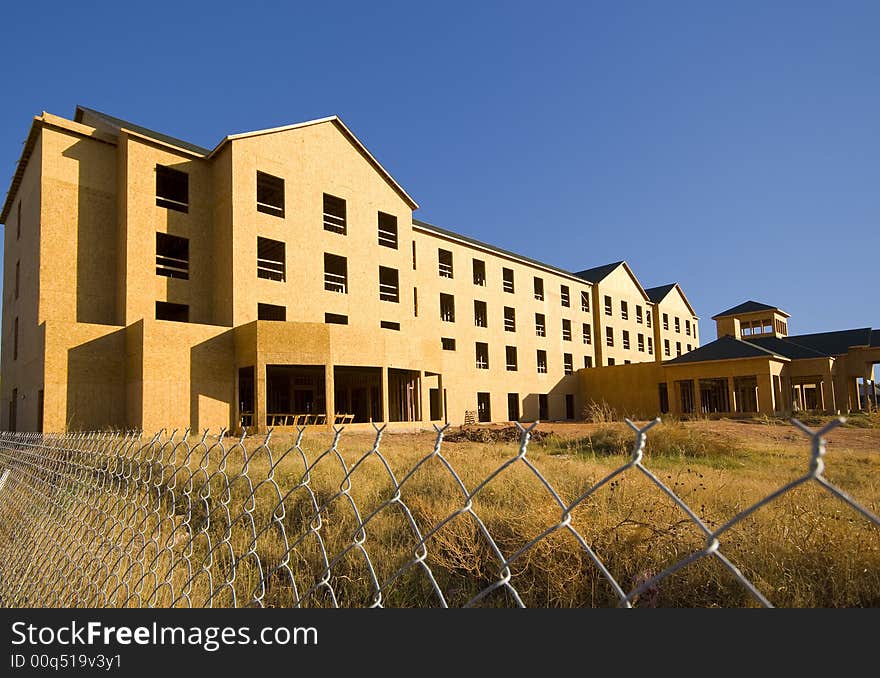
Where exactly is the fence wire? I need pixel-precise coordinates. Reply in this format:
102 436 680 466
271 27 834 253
0 418 876 608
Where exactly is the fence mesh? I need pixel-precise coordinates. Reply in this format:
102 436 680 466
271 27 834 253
0 418 876 608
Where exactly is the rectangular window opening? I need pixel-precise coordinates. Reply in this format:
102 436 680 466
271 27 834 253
581 290 590 312
324 253 347 293
604 295 612 316
475 342 489 370
473 259 486 286
536 349 548 374
561 285 570 307
156 232 190 280
562 319 572 341
257 171 285 217
472 300 487 328
440 293 455 322
156 165 189 212
504 307 516 332
381 320 401 331
563 353 573 375
441 337 456 351
534 277 544 301
438 249 454 278
379 266 400 302
323 193 347 234
378 212 398 248
325 313 348 325
258 303 286 321
535 313 546 337
506 345 518 371
502 267 514 293
156 301 189 323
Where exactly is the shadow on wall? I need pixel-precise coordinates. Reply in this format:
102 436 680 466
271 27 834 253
61 140 118 326
517 379 580 422
66 330 125 430
190 331 234 432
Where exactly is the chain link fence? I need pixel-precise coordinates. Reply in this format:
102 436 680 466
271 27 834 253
0 418 876 608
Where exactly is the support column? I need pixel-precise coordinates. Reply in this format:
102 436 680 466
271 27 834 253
818 380 826 411
691 379 699 414
438 374 446 424
324 364 335 426
668 381 681 416
848 378 860 413
419 372 431 422
757 373 775 415
381 367 390 423
256 362 267 433
727 377 737 414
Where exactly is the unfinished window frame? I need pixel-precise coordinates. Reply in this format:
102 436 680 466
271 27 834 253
503 306 516 332
475 342 489 370
581 290 590 312
562 319 572 341
560 285 570 308
323 193 347 234
621 300 628 320
378 211 398 249
379 266 400 303
473 300 488 328
438 249 454 278
536 349 548 374
440 293 455 322
473 258 486 286
563 353 573 376
622 330 630 350
502 267 514 294
156 232 190 280
323 253 348 293
604 295 612 316
257 237 286 283
534 276 544 301
256 171 285 218
155 165 189 213
606 326 614 347
582 323 591 345
325 313 348 325
155 301 189 323
505 345 518 371
535 313 546 337
258 303 286 321
441 337 456 351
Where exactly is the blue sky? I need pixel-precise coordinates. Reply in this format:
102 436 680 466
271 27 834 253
0 2 877 357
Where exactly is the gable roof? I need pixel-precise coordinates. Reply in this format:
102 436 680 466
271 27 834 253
712 300 789 320
665 335 786 365
74 106 418 209
574 261 650 302
644 283 676 304
75 106 212 155
574 261 624 283
644 282 698 317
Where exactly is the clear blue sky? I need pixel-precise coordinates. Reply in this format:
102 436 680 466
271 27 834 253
0 2 877 357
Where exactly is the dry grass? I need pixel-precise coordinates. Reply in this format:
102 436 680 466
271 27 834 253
2 419 877 608
159 421 879 608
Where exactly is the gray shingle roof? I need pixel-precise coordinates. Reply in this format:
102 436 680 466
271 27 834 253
574 261 624 283
783 328 874 357
644 283 676 304
665 335 783 365
712 300 786 320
